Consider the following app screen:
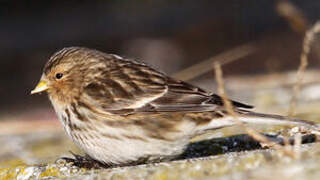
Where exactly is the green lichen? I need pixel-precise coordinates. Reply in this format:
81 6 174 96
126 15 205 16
38 165 61 178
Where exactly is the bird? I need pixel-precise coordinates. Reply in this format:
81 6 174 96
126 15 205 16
31 47 314 168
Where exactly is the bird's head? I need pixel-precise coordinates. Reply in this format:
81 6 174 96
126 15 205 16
31 47 106 103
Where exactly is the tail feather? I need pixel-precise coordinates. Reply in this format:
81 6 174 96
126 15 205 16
242 111 315 127
201 111 316 133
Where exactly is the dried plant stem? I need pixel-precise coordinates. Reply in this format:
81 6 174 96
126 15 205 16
214 62 297 158
214 63 237 118
293 133 302 159
288 21 320 117
276 0 308 33
173 43 256 81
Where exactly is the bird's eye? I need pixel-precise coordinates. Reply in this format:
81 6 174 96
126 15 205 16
55 73 63 79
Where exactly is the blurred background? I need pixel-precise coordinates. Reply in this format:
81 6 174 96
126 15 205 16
1 0 320 173
1 0 320 116
0 0 320 160
0 0 320 136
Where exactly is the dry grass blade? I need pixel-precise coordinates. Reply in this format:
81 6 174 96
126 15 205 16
276 0 308 33
214 63 237 117
214 62 297 158
293 133 302 159
173 43 256 81
288 21 320 117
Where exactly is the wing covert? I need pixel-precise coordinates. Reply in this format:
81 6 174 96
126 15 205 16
81 55 253 115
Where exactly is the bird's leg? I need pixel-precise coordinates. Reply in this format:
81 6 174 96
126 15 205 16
58 151 111 169
57 152 158 169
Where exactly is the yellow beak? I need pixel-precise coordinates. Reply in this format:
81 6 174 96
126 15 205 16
31 80 49 94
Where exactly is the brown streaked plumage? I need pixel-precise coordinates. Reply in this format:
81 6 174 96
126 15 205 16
31 47 314 167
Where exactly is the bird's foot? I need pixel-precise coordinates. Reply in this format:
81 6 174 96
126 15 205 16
57 151 109 169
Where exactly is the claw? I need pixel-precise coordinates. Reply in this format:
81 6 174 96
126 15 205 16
57 151 110 169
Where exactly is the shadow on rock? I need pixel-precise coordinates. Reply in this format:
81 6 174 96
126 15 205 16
177 133 317 160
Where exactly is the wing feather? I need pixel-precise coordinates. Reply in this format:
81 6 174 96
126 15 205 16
82 55 253 115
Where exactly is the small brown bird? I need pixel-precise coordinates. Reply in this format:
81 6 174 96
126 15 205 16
31 47 313 167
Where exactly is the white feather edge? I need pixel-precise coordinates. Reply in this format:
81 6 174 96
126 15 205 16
200 115 312 132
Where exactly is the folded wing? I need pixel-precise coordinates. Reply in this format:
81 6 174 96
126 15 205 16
82 57 253 115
